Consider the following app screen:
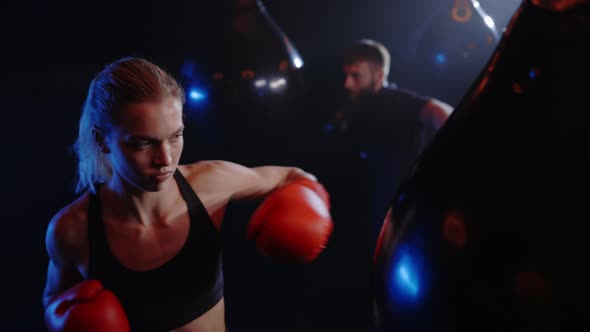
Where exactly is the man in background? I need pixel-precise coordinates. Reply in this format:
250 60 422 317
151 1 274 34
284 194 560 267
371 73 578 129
332 38 453 249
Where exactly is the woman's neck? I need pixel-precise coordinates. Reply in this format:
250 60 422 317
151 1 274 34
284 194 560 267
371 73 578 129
103 175 179 226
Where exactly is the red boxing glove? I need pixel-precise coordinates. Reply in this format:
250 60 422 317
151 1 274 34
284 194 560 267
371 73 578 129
247 179 334 263
288 177 331 210
45 280 130 332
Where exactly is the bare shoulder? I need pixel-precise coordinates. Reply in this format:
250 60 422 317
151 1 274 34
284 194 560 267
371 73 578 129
178 160 244 185
45 193 90 266
421 98 454 129
43 193 90 305
427 98 453 114
177 161 301 201
179 160 234 174
178 160 278 201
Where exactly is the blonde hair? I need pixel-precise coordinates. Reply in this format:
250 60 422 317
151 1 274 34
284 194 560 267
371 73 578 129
74 57 185 193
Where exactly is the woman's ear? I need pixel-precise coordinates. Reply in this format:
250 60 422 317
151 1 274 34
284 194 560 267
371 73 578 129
91 127 110 154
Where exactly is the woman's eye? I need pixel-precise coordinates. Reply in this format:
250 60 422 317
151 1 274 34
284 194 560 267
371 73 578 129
131 140 151 148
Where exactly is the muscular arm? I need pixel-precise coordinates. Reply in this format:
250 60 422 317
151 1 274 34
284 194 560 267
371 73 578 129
42 205 87 308
186 160 316 201
226 164 316 200
43 261 83 308
180 161 320 230
420 98 453 130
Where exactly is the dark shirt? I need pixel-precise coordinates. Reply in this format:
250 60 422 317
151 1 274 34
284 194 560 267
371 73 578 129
325 85 434 248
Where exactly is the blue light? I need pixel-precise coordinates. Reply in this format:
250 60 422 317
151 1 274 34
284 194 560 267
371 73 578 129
388 248 424 305
360 151 368 160
181 60 196 79
529 69 536 79
189 89 206 101
397 192 406 203
185 87 209 111
397 259 419 296
435 53 447 64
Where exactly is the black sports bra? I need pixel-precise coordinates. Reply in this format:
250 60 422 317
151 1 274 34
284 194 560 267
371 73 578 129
87 170 223 332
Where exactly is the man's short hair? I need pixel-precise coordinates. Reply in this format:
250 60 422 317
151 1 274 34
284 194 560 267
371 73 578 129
343 39 391 79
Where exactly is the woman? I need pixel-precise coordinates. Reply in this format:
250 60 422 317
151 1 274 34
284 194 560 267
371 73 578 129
42 57 330 332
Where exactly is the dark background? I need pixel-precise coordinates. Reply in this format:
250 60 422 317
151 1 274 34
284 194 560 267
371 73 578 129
0 0 520 330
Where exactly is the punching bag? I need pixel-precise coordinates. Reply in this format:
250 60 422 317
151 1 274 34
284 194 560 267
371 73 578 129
374 0 590 331
180 0 305 164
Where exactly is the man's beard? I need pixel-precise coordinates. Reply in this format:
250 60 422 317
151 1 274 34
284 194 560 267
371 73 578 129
341 89 378 123
347 88 376 106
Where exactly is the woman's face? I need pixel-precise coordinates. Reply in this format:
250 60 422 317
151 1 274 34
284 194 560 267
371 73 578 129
106 96 184 192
